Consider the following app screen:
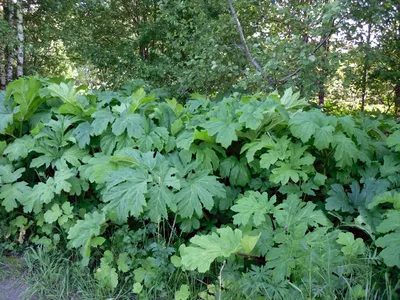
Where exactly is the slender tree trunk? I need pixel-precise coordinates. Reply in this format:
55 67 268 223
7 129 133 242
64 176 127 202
7 0 16 83
318 87 325 106
395 5 400 117
360 23 371 111
227 0 275 85
395 83 400 117
318 39 329 106
0 2 6 89
16 0 23 77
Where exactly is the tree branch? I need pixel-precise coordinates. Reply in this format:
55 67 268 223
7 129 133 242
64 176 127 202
119 0 138 26
279 34 332 83
279 17 343 83
227 0 274 84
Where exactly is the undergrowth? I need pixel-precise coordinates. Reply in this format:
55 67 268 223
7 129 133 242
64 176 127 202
1 77 400 299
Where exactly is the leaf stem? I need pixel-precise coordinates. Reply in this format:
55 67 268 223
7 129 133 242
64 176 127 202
19 120 23 137
167 213 177 248
235 252 265 263
218 260 226 300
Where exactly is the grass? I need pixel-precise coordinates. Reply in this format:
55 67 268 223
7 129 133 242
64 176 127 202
1 246 398 300
22 247 133 300
0 256 24 279
11 247 210 300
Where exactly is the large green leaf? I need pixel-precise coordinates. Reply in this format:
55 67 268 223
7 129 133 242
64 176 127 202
102 167 150 222
336 232 366 256
30 144 87 170
20 182 54 213
129 88 156 113
326 179 390 225
3 135 35 161
47 81 94 116
19 169 75 213
279 88 308 110
236 100 265 130
289 111 319 143
266 143 315 186
202 101 241 148
367 192 400 267
274 194 331 233
0 95 15 134
146 158 180 222
326 184 355 213
0 181 30 212
332 132 359 168
219 157 250 187
180 227 243 272
368 191 400 210
112 113 144 137
135 122 169 152
241 134 274 163
190 142 222 171
6 77 43 121
375 211 400 267
314 125 335 150
259 136 290 169
386 130 400 152
91 109 115 136
202 118 240 148
379 155 400 178
289 109 336 150
67 211 105 248
231 191 277 226
94 251 119 290
0 165 25 184
80 153 118 184
73 121 92 148
176 171 225 218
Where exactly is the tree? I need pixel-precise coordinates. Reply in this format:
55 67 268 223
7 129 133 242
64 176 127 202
0 1 6 89
7 0 15 83
1 0 397 113
15 0 23 78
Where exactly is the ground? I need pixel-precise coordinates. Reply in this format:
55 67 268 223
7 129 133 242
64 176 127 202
0 277 30 300
0 257 33 300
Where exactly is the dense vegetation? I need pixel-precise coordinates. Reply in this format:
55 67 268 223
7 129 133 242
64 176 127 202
0 0 399 298
1 0 399 112
1 76 400 299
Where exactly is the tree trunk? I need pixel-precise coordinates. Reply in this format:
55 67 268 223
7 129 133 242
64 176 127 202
317 38 330 106
16 0 23 78
318 86 325 106
7 0 15 83
139 46 149 60
395 83 400 117
0 2 6 89
360 23 371 112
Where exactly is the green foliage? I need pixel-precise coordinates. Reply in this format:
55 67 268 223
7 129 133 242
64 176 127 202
1 77 399 299
176 170 225 219
67 211 105 250
180 227 250 273
5 77 44 122
337 232 366 256
387 130 400 152
368 192 400 267
231 191 276 226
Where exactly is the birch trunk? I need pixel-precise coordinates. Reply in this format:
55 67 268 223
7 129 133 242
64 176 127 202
0 2 6 89
7 0 16 83
360 24 372 112
16 0 23 78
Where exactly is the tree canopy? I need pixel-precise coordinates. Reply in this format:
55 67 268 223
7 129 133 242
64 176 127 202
0 0 399 113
